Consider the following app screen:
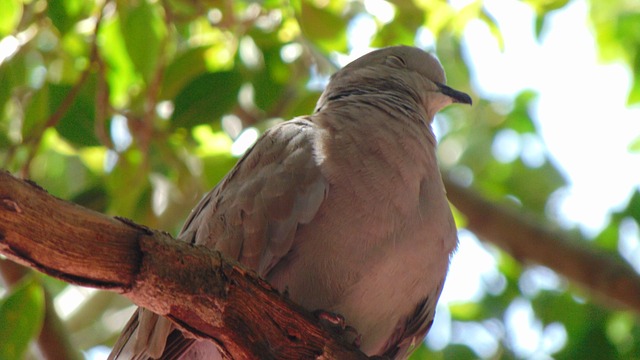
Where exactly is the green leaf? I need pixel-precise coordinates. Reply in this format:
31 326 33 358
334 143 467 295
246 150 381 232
525 0 571 15
629 136 640 153
23 84 50 138
118 0 167 81
160 47 209 101
50 78 101 147
554 305 618 360
628 66 640 105
106 147 151 220
594 220 620 251
252 69 286 111
442 343 477 360
251 46 288 111
47 0 91 35
479 8 504 51
502 90 538 134
373 21 419 48
616 190 640 225
0 51 28 139
534 14 547 40
29 130 96 198
478 157 566 214
533 291 584 329
407 341 443 359
371 1 424 46
0 0 22 36
448 301 484 321
71 184 109 212
98 16 140 107
201 153 237 189
297 1 348 52
284 90 321 119
0 277 45 360
171 71 243 129
629 84 640 105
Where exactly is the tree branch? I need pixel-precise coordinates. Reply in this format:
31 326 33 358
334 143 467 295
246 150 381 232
444 177 640 311
0 171 366 359
5 168 640 357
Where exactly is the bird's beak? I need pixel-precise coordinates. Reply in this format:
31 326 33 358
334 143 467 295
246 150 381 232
436 83 472 105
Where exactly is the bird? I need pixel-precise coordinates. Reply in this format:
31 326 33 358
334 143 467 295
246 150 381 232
109 45 472 360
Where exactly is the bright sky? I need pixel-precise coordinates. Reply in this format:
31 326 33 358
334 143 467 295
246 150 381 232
443 0 640 301
466 0 640 232
431 0 640 357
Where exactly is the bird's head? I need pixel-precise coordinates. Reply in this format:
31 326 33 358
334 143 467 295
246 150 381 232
316 46 472 121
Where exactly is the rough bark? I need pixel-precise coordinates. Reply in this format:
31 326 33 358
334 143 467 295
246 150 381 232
3 170 640 359
0 171 366 360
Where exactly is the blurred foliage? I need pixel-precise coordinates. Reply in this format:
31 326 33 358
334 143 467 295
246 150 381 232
0 0 639 359
590 0 640 105
0 276 44 359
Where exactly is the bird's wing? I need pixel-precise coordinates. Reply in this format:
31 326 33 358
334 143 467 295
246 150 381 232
178 117 329 273
109 118 329 359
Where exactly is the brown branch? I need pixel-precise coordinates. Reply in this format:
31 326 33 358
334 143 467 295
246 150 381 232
0 171 367 360
444 177 640 311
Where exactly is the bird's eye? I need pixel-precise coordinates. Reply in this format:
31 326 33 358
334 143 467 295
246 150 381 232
385 55 406 68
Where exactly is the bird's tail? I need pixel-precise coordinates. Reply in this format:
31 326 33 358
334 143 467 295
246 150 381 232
108 308 175 360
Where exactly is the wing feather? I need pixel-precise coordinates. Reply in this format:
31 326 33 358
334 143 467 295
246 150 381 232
382 281 445 359
109 118 328 359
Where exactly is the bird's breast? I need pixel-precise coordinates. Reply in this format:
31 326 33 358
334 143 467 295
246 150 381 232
268 105 457 354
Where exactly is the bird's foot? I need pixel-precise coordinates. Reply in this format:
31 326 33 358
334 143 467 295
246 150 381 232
348 327 362 348
314 310 346 329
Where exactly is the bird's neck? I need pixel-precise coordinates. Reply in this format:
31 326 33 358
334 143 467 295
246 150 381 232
319 87 431 126
315 90 438 152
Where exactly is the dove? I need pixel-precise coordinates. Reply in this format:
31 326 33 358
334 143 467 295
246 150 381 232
109 45 472 360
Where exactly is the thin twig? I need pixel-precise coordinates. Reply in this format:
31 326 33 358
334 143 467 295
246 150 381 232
19 3 108 177
137 1 171 153
95 49 113 148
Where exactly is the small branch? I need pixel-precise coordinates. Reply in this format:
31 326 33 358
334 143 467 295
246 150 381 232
133 3 171 156
444 177 640 311
0 171 367 359
95 49 113 149
20 3 109 177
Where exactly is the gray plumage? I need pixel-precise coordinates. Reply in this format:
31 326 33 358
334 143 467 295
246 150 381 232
109 45 471 360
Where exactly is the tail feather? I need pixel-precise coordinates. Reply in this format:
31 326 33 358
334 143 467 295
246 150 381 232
108 309 174 360
158 330 197 360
